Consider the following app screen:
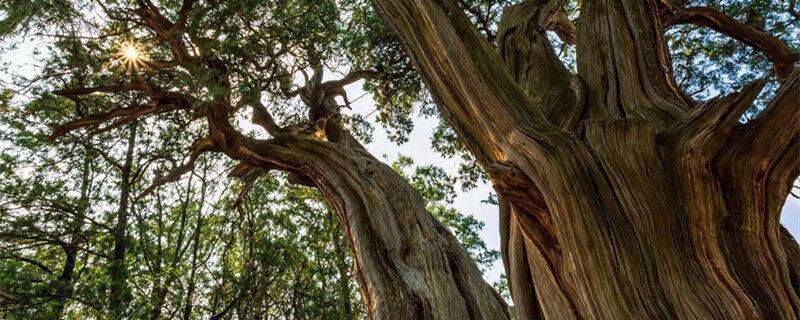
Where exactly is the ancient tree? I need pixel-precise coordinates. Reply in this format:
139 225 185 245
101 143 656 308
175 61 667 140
1 0 798 319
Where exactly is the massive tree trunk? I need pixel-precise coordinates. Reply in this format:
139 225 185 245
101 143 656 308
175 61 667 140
369 0 800 318
46 0 797 317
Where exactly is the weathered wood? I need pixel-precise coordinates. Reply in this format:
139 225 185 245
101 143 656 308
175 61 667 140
370 0 800 318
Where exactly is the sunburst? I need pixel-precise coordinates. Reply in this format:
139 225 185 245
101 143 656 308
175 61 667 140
117 41 147 72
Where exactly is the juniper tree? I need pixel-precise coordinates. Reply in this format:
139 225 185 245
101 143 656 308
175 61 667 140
1 0 799 319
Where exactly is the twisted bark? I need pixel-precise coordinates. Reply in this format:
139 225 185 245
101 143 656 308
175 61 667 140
370 0 800 318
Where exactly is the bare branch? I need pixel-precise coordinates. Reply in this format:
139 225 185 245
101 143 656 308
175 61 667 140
665 78 766 155
548 10 576 45
53 84 145 98
175 0 195 30
319 70 380 91
734 68 799 160
665 7 799 80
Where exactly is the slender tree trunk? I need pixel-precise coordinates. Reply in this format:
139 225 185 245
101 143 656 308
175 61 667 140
148 194 166 320
54 143 94 317
333 227 356 319
182 172 206 320
368 0 800 318
110 123 137 318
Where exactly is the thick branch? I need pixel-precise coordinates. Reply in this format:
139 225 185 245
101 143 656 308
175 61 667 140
577 0 690 127
498 0 582 130
134 5 195 63
664 78 766 157
48 97 188 141
250 100 285 137
732 68 799 163
370 0 561 163
548 10 576 45
665 7 799 80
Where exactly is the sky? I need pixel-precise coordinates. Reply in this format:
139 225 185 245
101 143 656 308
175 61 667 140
2 39 798 287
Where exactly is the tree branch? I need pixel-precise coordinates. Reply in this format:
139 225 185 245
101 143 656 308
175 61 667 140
53 84 145 98
0 255 52 274
136 137 219 200
48 92 190 141
732 68 799 162
665 78 766 157
370 0 561 162
250 100 285 137
665 7 799 80
498 0 582 130
577 0 690 127
547 10 576 45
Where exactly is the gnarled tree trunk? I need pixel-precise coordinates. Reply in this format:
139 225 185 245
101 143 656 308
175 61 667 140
291 137 509 319
369 0 800 318
205 73 510 319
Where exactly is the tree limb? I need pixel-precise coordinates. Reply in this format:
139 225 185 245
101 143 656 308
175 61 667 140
53 84 145 98
371 0 561 162
0 255 52 274
547 10 576 45
665 78 766 157
250 100 285 137
665 7 799 80
498 0 581 130
136 137 219 200
49 92 190 141
733 68 799 162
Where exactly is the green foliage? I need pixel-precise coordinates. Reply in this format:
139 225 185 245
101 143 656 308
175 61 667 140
666 0 799 116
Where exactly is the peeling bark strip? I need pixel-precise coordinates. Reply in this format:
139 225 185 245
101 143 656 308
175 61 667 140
371 0 799 318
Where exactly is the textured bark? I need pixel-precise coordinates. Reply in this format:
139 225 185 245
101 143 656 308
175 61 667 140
291 139 508 320
369 0 800 318
201 79 509 319
46 0 798 317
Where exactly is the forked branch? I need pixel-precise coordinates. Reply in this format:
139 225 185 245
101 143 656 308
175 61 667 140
733 68 799 161
665 79 766 156
665 7 799 80
136 137 219 200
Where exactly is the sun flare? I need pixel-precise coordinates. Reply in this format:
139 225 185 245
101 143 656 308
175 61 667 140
123 45 140 60
117 42 146 71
